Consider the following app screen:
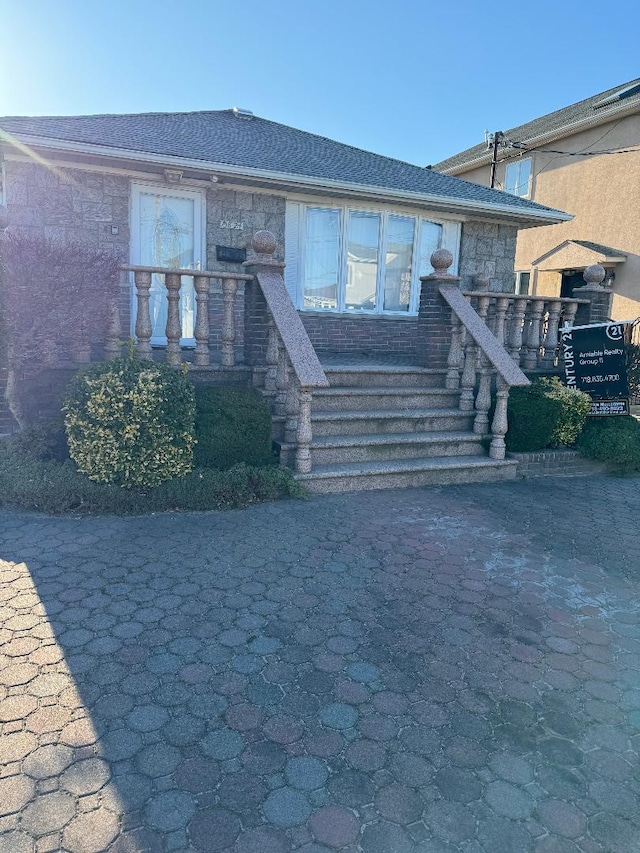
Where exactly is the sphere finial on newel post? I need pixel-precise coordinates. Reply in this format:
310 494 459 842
430 248 454 278
252 230 277 258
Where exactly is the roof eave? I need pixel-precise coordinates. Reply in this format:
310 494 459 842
438 97 640 175
2 132 570 226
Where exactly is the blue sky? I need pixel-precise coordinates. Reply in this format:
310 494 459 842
1 0 639 166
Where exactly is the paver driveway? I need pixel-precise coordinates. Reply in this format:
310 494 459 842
1 474 640 853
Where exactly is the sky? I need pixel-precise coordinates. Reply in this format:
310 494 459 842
1 0 639 167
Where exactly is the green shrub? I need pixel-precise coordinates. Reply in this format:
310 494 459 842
12 417 69 462
506 376 591 452
578 415 640 472
194 386 274 469
627 342 640 402
540 377 592 447
63 356 196 488
0 441 305 514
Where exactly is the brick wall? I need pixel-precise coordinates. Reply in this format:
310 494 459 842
300 314 419 356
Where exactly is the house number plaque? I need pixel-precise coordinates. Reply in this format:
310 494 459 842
219 220 245 230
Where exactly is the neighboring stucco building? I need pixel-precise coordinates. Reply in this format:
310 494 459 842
434 79 640 322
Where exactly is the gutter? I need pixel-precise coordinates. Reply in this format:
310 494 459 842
3 132 571 225
439 97 640 175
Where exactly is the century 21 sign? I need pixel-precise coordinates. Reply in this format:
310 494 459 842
562 322 629 416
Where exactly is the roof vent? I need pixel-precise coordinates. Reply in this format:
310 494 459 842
232 107 254 119
594 82 640 109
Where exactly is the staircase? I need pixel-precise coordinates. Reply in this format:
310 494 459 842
293 358 518 493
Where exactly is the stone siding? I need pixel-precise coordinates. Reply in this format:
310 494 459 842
459 221 518 292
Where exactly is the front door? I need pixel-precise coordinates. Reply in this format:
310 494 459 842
131 183 204 344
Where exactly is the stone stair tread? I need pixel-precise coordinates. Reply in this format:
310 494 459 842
311 430 481 448
312 407 469 421
315 386 457 396
297 455 516 480
322 364 445 374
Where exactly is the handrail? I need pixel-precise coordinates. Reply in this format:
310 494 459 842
121 264 253 281
255 269 329 388
462 290 590 305
439 284 530 387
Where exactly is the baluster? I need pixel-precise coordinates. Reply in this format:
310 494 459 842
275 342 288 416
524 299 544 370
285 374 300 444
489 376 509 460
474 356 492 435
105 297 122 360
562 301 578 329
508 296 528 365
264 318 279 394
476 292 490 354
134 270 153 360
193 275 210 366
493 296 510 348
459 335 477 411
165 272 182 366
446 316 463 389
296 388 313 474
542 299 562 368
221 278 238 368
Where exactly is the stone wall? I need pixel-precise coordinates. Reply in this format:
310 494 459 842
459 221 518 292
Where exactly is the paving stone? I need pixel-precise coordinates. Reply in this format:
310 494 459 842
0 831 33 853
284 756 329 791
588 812 640 853
360 821 415 853
135 743 181 777
201 728 245 761
434 767 483 803
146 790 196 832
375 782 424 823
60 758 110 795
537 799 587 839
0 730 37 763
0 775 35 816
62 808 119 853
309 806 360 847
424 800 477 843
126 704 170 732
263 787 312 828
233 825 292 853
23 745 74 779
21 790 76 835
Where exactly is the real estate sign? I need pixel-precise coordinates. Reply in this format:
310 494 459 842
561 322 629 416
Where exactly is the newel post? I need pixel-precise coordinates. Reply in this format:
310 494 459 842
417 249 461 369
243 230 284 368
572 264 613 326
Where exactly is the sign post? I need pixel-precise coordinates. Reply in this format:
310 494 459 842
561 322 630 416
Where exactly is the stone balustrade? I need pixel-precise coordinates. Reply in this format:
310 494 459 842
461 289 587 371
120 266 254 367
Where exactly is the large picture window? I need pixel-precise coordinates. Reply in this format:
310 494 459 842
286 202 460 315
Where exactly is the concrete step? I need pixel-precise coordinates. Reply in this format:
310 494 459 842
296 455 518 493
312 386 460 413
311 408 474 437
309 431 485 466
324 366 447 389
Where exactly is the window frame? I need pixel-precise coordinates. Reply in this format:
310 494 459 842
514 270 531 295
504 157 532 198
289 200 460 317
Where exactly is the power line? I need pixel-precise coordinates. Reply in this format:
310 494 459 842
509 141 640 157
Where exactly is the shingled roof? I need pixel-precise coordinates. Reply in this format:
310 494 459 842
434 78 640 174
0 109 568 223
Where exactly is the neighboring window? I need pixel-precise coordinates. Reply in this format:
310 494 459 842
515 271 531 294
291 203 458 314
504 158 531 197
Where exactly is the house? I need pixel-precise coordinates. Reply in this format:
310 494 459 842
434 79 640 322
2 108 599 491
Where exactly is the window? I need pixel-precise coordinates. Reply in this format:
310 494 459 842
504 158 531 197
285 202 461 314
514 271 531 295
